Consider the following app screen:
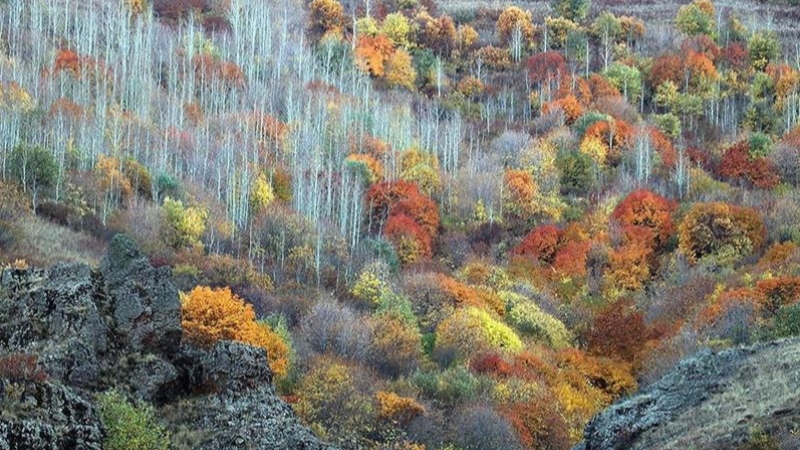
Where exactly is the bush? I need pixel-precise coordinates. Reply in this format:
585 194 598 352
435 307 523 360
678 202 766 266
451 406 522 450
296 300 371 363
368 314 422 377
294 356 375 446
765 304 800 339
0 353 47 383
410 366 491 407
502 291 573 348
97 390 170 450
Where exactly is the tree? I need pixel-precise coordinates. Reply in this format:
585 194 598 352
250 172 276 215
381 13 413 48
162 197 208 250
308 0 346 41
591 12 622 70
648 54 684 89
611 189 676 249
96 155 133 224
527 51 568 88
556 150 594 196
366 181 439 238
180 286 290 377
8 144 57 210
385 49 417 90
355 34 395 78
748 31 780 72
604 63 642 103
496 7 535 52
551 0 591 23
678 202 766 266
675 0 715 37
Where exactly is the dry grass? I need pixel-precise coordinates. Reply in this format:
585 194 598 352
3 216 107 268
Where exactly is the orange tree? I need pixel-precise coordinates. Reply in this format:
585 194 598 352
610 189 676 250
181 286 289 377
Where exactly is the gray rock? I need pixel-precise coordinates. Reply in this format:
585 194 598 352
100 234 182 357
203 341 273 393
130 354 179 402
163 384 337 450
576 338 800 450
0 380 103 450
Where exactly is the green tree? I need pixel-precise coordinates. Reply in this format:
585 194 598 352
675 0 715 37
748 31 780 71
163 197 208 249
551 0 591 22
8 144 58 210
604 63 642 103
556 149 594 196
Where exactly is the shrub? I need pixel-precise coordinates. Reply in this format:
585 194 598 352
452 406 523 450
410 366 489 406
296 300 370 363
501 395 571 450
718 140 780 189
180 286 289 377
0 353 47 383
97 390 170 450
766 304 800 339
501 291 573 348
375 391 425 426
756 277 800 315
294 356 375 446
368 314 422 377
583 298 651 363
436 307 523 360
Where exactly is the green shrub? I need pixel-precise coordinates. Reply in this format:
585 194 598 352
501 291 573 348
97 390 170 450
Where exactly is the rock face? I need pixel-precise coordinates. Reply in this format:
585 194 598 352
575 338 800 450
0 234 335 450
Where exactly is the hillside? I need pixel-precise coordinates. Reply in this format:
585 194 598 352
1 0 800 448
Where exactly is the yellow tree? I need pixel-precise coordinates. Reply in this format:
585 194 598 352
181 286 289 377
385 49 417 90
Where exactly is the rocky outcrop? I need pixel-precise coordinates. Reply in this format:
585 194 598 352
0 380 103 450
0 234 335 450
575 338 800 450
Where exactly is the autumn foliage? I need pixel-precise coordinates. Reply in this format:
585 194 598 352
611 189 676 249
181 286 289 377
678 202 766 265
718 140 780 189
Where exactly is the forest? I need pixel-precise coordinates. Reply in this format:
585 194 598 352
1 0 800 448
